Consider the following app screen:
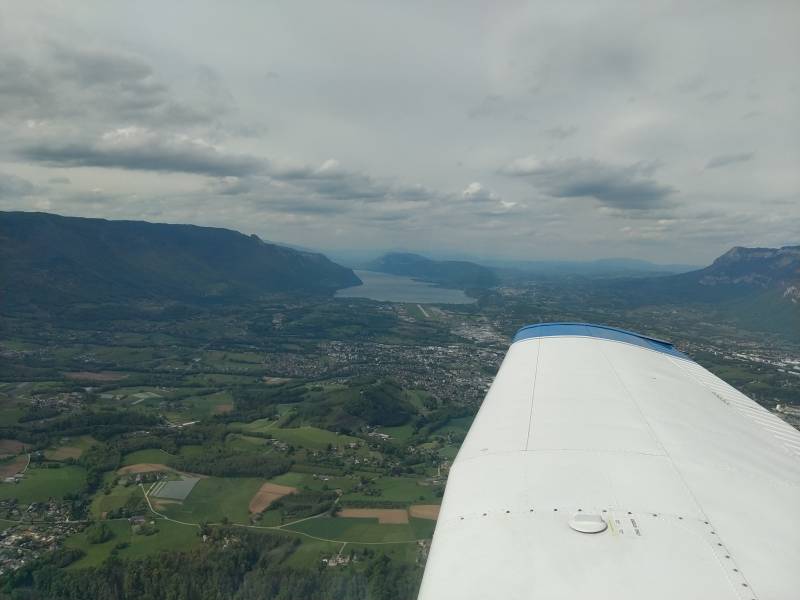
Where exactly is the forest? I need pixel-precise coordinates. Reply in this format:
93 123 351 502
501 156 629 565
1 529 421 600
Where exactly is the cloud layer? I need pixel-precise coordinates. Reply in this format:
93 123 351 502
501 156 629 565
20 128 264 177
0 2 797 262
501 157 675 210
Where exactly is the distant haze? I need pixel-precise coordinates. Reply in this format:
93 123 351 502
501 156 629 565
0 2 797 263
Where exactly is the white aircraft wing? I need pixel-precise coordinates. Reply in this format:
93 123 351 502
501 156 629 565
418 323 800 600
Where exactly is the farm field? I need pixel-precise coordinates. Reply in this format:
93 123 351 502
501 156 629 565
121 448 175 466
248 482 297 513
159 477 264 523
435 416 474 435
0 466 87 503
269 471 355 493
377 423 416 442
167 390 236 421
65 519 201 569
249 425 361 451
437 445 459 460
0 439 28 457
225 433 270 451
342 477 440 504
44 435 96 461
0 455 28 479
0 408 24 427
64 371 128 382
90 482 143 519
284 516 435 543
408 505 440 520
338 508 409 524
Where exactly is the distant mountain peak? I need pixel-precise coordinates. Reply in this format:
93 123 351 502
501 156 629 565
714 245 799 263
700 245 800 288
366 252 497 289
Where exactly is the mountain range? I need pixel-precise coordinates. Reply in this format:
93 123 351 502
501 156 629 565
0 211 360 307
612 245 799 333
2 211 796 334
365 252 498 288
617 246 799 300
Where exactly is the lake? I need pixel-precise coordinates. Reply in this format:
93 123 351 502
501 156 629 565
335 270 476 304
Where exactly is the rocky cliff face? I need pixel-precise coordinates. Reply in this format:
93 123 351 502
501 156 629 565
696 246 800 289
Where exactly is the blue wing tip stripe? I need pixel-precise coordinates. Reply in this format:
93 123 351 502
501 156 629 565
512 322 687 359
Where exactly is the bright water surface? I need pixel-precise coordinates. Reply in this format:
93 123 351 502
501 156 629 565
335 270 475 304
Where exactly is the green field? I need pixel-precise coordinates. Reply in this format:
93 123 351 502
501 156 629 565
270 472 441 504
178 445 205 459
247 425 361 450
284 516 435 543
226 433 270 451
377 424 416 442
435 416 474 435
171 390 235 420
184 373 257 386
278 536 341 568
437 445 459 460
238 417 277 433
90 483 143 519
0 466 87 503
342 477 440 504
270 471 355 493
121 448 174 466
0 407 23 427
44 435 97 461
159 477 264 523
156 390 236 422
66 519 201 569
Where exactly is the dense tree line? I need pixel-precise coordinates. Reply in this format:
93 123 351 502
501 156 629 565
1 529 422 600
268 490 337 520
170 447 292 479
19 409 161 442
81 442 121 493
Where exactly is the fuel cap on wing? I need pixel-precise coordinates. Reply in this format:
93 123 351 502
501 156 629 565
568 513 608 534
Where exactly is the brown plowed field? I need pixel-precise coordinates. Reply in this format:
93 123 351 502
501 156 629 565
408 505 440 520
0 439 27 456
338 508 409 524
249 483 297 513
0 455 28 478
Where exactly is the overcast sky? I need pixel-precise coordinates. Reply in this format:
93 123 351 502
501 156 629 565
1 1 798 263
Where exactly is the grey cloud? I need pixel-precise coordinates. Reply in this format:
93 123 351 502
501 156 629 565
705 152 754 170
542 125 577 140
467 95 504 119
530 33 647 94
675 75 706 94
502 157 675 210
269 160 433 204
20 129 264 177
461 182 500 204
51 44 153 86
700 90 729 104
0 172 36 197
211 176 259 196
0 2 796 263
47 176 71 184
0 41 227 129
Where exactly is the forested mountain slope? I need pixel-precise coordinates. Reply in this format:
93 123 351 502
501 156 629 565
0 211 360 307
